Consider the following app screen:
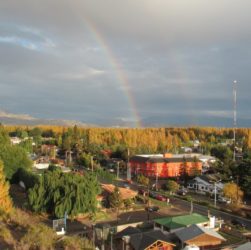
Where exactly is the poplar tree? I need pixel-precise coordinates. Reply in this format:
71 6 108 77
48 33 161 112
0 160 12 214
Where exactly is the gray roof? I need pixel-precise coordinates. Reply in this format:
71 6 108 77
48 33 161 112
175 224 226 242
127 230 175 250
235 242 251 250
114 226 141 239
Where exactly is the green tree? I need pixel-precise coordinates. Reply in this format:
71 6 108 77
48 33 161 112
137 174 149 187
124 199 133 210
0 126 10 145
108 186 122 209
0 145 32 180
166 180 179 194
210 145 233 162
28 169 100 218
180 157 189 186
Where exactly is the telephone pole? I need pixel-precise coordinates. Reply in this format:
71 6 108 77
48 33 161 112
233 80 237 162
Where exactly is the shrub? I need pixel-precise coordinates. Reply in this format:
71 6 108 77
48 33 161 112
58 236 94 250
19 224 56 250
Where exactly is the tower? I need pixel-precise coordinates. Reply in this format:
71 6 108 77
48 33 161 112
233 80 237 161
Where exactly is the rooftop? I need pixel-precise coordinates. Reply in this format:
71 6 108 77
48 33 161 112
154 213 209 230
175 224 225 242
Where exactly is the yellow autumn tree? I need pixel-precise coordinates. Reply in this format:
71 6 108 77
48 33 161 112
223 183 243 205
0 160 12 215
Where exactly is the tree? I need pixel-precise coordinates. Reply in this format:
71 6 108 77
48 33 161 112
223 183 243 205
28 169 100 218
210 145 233 162
166 180 179 194
108 186 122 209
137 174 149 187
190 157 201 176
0 160 12 215
124 199 133 210
180 157 189 186
0 144 32 180
0 125 10 145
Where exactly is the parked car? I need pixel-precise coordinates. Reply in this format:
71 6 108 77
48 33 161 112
149 191 158 198
177 188 188 196
138 189 148 195
231 219 245 228
155 194 167 201
218 196 231 204
145 206 160 212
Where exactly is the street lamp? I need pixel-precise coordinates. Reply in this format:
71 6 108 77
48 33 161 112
94 223 111 250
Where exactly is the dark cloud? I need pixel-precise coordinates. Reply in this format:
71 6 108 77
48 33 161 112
0 1 250 126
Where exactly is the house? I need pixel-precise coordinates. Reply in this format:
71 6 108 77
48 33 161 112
10 137 22 145
187 176 224 195
154 213 210 232
175 224 226 249
33 157 50 169
115 227 176 250
129 153 202 178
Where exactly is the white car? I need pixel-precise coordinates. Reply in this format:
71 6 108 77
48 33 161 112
218 196 231 204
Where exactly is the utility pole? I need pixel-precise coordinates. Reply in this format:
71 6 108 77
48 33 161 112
190 198 193 214
233 80 237 162
155 170 159 191
126 148 131 181
117 161 120 179
236 175 239 204
214 182 217 208
91 156 93 172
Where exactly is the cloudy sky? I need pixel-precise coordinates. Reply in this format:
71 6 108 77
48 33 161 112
0 0 251 127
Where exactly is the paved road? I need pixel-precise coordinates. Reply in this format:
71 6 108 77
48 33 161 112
165 196 251 230
119 179 251 230
67 178 251 235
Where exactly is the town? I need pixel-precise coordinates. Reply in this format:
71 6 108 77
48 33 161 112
1 125 251 250
1 1 251 249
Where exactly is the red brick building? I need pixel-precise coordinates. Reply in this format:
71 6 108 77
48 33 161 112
129 153 202 178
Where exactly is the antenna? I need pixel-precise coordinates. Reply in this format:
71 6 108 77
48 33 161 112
233 80 237 161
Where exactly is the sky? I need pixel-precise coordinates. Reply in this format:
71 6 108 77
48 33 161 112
0 0 251 127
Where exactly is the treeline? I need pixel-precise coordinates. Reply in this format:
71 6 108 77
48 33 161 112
5 125 251 152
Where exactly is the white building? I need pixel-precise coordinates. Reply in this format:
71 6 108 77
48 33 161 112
188 176 224 195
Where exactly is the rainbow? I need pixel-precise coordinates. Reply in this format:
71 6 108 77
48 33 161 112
81 19 141 127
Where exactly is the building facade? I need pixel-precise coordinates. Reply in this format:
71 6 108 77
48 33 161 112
129 153 202 178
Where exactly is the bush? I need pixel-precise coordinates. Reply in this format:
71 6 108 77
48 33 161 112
58 235 94 250
19 224 56 250
197 201 210 206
